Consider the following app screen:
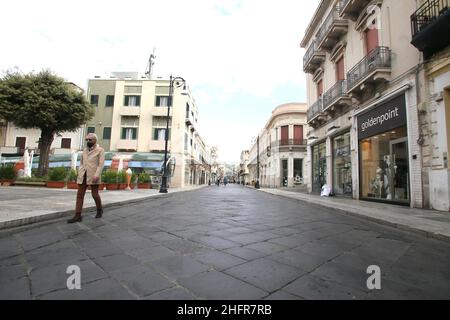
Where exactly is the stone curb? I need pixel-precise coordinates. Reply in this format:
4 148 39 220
0 186 207 232
245 185 450 243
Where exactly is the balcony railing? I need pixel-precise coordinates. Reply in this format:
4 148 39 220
303 40 326 73
307 99 324 123
277 139 306 147
347 46 391 91
316 4 348 50
411 0 448 37
410 0 449 57
323 80 348 111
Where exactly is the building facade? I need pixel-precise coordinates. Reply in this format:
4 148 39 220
410 0 450 211
246 103 308 188
86 72 211 188
301 0 449 210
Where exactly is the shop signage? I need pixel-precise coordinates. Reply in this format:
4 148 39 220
358 94 406 140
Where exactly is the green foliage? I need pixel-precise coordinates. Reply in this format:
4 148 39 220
48 167 68 182
102 170 117 184
0 165 16 180
67 169 78 182
16 176 48 182
117 170 127 183
0 69 95 176
138 172 150 183
131 172 137 184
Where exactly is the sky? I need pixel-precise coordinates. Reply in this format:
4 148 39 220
0 0 319 163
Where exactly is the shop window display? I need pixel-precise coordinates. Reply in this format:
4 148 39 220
333 132 352 196
360 126 409 204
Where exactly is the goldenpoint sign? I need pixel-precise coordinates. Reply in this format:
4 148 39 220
358 94 406 140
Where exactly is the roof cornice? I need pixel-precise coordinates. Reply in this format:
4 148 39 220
300 0 332 48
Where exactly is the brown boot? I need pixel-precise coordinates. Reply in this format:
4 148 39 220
95 209 103 219
67 215 82 224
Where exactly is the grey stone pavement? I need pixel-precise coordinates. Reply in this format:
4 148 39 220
0 185 203 229
1 184 450 300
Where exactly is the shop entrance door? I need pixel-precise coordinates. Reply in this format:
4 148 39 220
389 137 409 203
281 159 288 187
318 157 327 191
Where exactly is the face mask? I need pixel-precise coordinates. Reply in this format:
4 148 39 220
87 142 94 148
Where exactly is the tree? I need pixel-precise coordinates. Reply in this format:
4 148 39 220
0 70 94 176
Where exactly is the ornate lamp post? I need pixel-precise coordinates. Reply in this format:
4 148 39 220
255 135 260 189
159 75 187 193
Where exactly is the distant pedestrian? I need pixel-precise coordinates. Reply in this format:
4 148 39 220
67 133 105 223
223 176 228 186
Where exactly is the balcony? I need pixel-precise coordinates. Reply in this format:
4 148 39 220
116 139 138 151
303 40 326 74
307 99 326 127
316 5 349 52
120 106 140 117
411 0 450 58
340 0 373 20
322 80 351 113
346 46 391 95
276 139 307 152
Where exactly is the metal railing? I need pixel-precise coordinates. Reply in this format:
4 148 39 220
316 4 344 46
323 80 348 111
303 41 317 68
307 98 324 122
411 0 448 37
346 46 391 90
277 139 306 147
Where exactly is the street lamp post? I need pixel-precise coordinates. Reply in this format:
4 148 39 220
255 135 260 189
159 75 187 193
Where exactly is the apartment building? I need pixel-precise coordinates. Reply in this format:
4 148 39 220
247 103 308 188
410 0 450 211
86 72 211 188
301 0 449 209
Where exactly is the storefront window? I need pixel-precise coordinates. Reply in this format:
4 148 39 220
294 159 303 184
312 142 327 193
360 126 409 203
333 132 352 196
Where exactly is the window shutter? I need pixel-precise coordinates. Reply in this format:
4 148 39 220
294 125 303 144
124 96 129 106
156 96 160 106
121 129 126 139
132 128 137 140
136 96 141 106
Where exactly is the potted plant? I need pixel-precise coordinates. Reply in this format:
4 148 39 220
46 167 68 188
103 170 118 190
137 172 151 189
117 170 127 190
66 169 78 189
0 165 16 186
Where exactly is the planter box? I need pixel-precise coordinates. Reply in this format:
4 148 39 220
0 179 14 186
138 183 150 189
118 183 127 190
105 183 118 191
67 181 78 189
46 181 66 188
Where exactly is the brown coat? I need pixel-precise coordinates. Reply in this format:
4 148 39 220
77 145 105 185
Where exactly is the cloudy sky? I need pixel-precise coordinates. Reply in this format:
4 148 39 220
0 0 319 163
